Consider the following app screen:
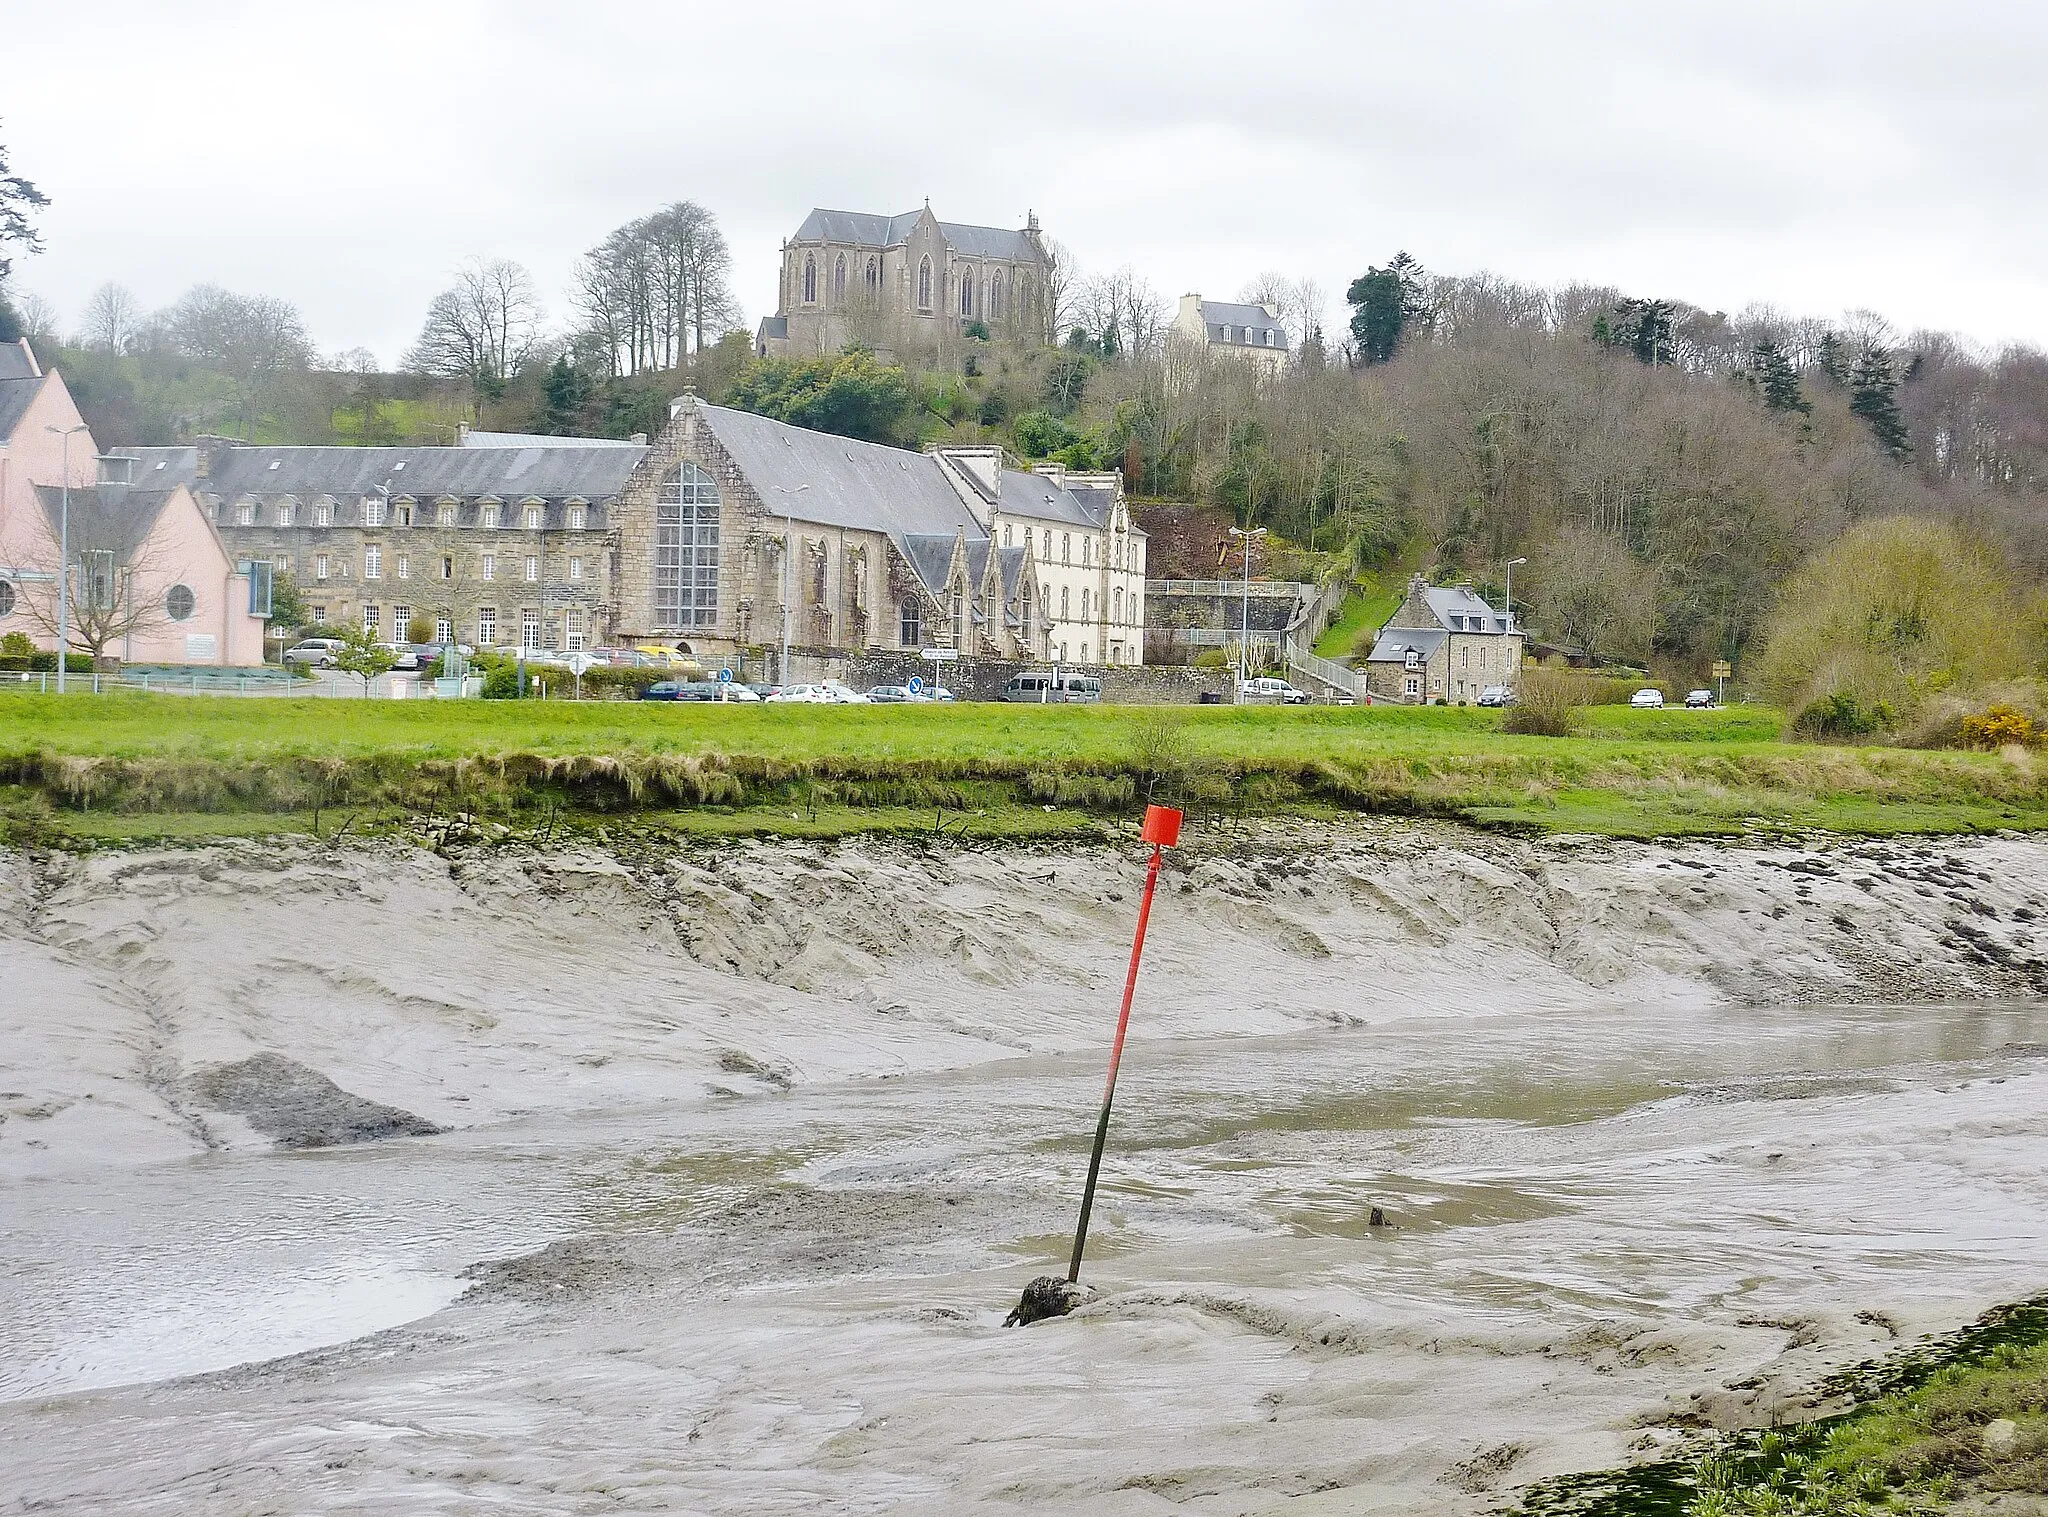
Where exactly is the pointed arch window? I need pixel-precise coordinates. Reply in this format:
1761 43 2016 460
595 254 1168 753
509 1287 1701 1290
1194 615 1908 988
803 255 817 305
656 463 721 630
917 256 933 311
865 256 879 295
989 270 1004 318
833 254 847 303
960 272 974 316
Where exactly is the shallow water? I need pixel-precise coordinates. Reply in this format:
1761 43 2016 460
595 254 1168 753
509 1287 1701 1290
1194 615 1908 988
7 997 2044 1418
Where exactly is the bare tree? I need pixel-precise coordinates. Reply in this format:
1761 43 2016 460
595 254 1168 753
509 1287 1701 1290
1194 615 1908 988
79 282 141 354
14 288 56 346
159 284 314 436
15 488 179 661
1041 237 1081 345
1528 523 1660 665
329 346 381 374
572 203 738 377
404 257 546 390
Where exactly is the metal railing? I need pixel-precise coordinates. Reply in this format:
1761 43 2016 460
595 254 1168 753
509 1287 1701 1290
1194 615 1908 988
1147 579 1310 600
0 670 481 699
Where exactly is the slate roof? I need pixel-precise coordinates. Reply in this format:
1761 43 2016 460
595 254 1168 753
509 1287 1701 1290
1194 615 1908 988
1363 627 1448 663
115 443 645 502
33 483 179 559
999 469 1100 528
1198 299 1290 351
1065 483 1124 530
0 339 40 382
0 374 43 443
896 532 963 598
461 430 640 449
696 404 981 539
115 447 200 486
1419 585 1511 634
791 208 1038 263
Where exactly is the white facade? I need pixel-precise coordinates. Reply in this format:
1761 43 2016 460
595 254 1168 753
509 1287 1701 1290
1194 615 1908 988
932 449 1148 667
1169 294 1291 375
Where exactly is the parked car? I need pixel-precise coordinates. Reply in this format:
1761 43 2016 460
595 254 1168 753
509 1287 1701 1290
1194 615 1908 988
1630 687 1666 709
923 686 956 702
1240 676 1312 705
284 637 345 667
768 682 871 704
1475 684 1516 707
866 685 916 703
1685 689 1716 709
1000 672 1102 703
639 681 685 701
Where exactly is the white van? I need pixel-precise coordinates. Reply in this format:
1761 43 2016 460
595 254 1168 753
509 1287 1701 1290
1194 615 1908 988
1000 672 1103 703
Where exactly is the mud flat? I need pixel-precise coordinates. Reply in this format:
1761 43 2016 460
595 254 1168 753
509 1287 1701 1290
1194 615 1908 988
2 820 2047 1513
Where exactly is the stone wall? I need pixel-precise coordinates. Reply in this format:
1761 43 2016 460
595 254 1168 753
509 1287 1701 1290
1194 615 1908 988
840 650 1230 704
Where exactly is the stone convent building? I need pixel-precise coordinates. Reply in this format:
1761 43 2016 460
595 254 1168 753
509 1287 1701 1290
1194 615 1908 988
129 401 1146 671
756 204 1052 359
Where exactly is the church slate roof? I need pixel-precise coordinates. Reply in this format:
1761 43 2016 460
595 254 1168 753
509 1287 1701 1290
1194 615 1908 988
33 483 179 559
791 208 1038 263
695 404 982 540
0 339 40 382
0 374 44 442
895 532 964 598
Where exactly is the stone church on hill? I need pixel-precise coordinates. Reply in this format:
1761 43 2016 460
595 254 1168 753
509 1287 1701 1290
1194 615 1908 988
756 204 1052 359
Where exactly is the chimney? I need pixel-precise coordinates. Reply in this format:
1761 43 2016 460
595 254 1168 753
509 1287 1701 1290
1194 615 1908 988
457 422 471 446
628 432 647 446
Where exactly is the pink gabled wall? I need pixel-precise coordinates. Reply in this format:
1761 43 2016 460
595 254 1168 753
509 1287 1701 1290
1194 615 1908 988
0 356 269 665
117 484 269 666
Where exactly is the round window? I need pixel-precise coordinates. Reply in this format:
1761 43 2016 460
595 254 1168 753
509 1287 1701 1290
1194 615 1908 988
0 580 14 618
165 584 196 621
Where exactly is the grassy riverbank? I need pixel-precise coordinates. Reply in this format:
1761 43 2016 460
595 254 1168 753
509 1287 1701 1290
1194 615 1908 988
3 692 2045 842
1522 1296 2048 1515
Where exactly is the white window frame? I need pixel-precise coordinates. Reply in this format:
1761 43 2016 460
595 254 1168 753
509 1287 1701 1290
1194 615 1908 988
478 607 497 645
524 556 539 583
481 553 496 582
364 545 382 580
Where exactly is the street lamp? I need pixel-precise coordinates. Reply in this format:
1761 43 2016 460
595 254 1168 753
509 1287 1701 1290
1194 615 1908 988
1228 525 1267 692
46 424 91 694
1504 557 1527 631
773 484 810 684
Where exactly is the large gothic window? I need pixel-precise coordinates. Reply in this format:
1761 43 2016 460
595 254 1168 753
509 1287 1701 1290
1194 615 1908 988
802 256 817 305
960 272 974 316
656 463 720 630
917 256 932 311
833 254 846 303
865 257 878 295
989 270 1004 318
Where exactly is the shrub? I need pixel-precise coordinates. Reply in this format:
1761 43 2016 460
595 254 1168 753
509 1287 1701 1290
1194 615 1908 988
1958 703 2037 750
1503 668 1583 736
1757 517 2038 730
1 631 34 659
1797 692 1890 740
406 615 434 645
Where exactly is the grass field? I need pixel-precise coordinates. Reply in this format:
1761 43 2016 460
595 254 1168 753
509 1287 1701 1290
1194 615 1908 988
3 690 2045 843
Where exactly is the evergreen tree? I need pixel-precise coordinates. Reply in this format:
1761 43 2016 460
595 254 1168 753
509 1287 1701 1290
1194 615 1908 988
1814 330 1850 386
1347 266 1406 365
1595 298 1674 365
1849 346 1912 461
541 355 593 434
1747 341 1810 415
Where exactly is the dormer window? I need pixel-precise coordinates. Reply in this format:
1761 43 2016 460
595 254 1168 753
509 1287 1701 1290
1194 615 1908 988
480 502 500 530
362 498 386 527
567 504 586 530
1219 325 1233 343
437 499 457 527
236 501 255 526
525 505 543 531
275 502 294 528
313 501 332 528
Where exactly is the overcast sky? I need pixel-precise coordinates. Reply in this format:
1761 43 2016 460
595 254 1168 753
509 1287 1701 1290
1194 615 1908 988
8 0 2046 364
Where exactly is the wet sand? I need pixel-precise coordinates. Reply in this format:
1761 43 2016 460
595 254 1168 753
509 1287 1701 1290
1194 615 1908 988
3 822 2047 1512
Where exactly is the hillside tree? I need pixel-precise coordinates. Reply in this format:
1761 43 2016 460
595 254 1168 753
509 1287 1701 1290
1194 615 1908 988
1851 346 1912 460
405 257 546 398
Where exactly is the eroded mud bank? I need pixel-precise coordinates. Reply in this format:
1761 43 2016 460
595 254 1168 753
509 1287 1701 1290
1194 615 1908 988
3 822 2047 1513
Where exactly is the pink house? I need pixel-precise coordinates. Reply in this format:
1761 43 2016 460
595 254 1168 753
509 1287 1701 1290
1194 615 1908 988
0 339 268 666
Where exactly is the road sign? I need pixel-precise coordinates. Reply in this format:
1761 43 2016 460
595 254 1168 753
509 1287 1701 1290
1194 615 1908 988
1710 660 1732 679
907 675 924 695
568 652 597 676
920 647 959 661
718 667 733 682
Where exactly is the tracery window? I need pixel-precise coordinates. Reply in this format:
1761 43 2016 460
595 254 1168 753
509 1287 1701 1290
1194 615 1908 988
865 257 879 295
989 270 1004 318
960 273 973 316
656 462 721 630
803 255 817 305
833 254 846 303
917 257 933 311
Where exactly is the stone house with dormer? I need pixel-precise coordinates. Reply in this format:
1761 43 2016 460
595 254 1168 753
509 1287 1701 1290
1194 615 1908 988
1361 574 1525 703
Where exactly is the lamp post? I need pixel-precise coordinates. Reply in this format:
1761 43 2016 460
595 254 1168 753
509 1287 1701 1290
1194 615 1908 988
773 484 810 685
46 424 90 694
1227 525 1266 692
1504 557 1527 631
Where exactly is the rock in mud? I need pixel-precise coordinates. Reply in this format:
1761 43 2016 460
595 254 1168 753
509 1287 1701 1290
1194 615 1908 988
185 1053 443 1149
1005 1274 1094 1326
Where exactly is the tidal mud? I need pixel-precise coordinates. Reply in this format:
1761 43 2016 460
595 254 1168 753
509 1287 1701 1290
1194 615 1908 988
2 821 2046 1512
